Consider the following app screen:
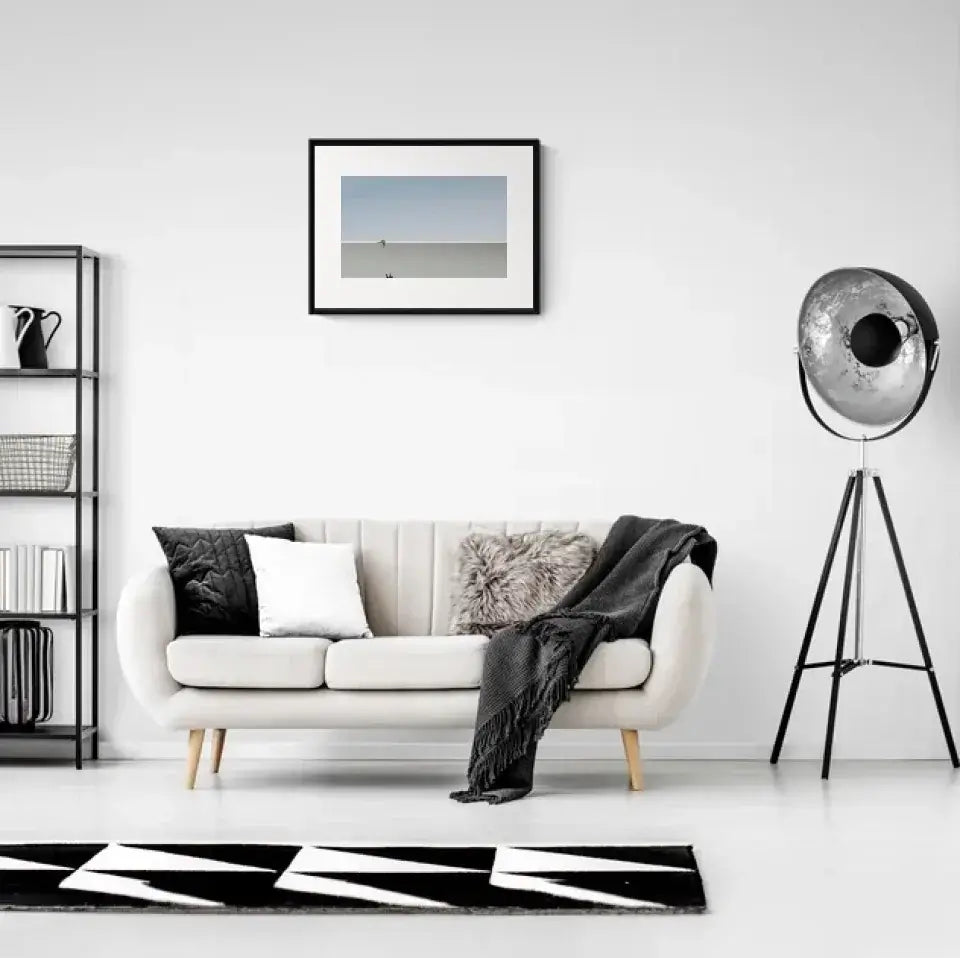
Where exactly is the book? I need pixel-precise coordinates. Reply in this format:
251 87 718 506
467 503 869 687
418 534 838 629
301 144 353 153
64 546 77 614
33 545 43 613
2 548 10 612
55 549 64 612
16 545 27 613
25 546 34 613
41 549 60 612
29 545 36 611
4 547 14 613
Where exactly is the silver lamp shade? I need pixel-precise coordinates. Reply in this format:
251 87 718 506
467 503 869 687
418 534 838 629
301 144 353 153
798 268 938 428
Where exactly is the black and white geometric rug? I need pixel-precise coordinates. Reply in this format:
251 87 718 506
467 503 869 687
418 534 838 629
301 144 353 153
0 843 705 913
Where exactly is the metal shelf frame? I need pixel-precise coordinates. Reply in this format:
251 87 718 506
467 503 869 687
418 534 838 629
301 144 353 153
0 369 97 379
0 245 101 767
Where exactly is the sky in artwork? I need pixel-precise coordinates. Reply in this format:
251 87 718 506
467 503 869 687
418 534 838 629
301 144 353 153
341 175 507 243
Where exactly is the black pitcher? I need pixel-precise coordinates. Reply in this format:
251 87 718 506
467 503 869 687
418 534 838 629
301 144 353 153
13 306 62 369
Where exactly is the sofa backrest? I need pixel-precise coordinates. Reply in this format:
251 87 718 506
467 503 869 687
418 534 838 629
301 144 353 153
229 519 611 636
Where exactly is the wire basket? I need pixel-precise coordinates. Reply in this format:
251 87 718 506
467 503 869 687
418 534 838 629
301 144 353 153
0 435 77 492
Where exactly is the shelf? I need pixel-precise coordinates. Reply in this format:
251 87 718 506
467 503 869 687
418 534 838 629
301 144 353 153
0 245 100 260
0 491 97 498
1 241 101 768
0 368 97 379
0 240 101 767
0 724 96 740
0 610 98 621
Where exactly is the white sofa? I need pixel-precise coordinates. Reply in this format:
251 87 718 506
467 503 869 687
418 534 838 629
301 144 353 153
117 519 716 789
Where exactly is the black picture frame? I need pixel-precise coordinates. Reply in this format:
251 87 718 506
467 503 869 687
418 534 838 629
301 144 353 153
308 138 540 315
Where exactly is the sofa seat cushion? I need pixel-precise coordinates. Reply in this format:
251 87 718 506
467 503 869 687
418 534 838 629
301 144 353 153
578 639 652 689
166 635 331 689
324 635 488 690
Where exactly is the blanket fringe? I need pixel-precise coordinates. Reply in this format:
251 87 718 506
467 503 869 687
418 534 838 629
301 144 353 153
458 621 596 797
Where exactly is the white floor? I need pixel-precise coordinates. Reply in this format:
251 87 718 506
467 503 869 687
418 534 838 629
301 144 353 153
1 758 958 957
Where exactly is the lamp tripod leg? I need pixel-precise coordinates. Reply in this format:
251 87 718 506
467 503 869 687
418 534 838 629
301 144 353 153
821 471 864 780
771 473 856 764
872 475 959 768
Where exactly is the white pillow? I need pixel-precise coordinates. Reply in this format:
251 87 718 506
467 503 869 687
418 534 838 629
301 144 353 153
245 535 372 639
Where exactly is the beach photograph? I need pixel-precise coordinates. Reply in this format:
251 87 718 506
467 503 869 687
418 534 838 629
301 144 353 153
340 175 507 279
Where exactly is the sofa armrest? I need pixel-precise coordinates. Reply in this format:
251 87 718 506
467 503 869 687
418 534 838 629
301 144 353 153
640 562 716 727
116 564 181 721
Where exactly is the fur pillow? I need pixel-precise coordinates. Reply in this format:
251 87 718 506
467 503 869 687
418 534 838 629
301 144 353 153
450 530 597 636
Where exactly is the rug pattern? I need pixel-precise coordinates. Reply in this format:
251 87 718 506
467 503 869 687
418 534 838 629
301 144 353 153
0 843 706 913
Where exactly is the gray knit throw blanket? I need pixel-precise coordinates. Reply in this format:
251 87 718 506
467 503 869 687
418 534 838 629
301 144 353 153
450 515 717 804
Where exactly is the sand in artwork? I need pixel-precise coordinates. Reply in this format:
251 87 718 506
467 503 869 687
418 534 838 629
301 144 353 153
340 176 507 279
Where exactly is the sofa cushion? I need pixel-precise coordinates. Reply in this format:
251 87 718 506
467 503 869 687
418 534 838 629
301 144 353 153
578 639 652 689
166 635 331 689
324 635 488 690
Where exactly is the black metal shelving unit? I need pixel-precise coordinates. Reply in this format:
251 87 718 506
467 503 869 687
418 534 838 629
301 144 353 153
0 245 101 768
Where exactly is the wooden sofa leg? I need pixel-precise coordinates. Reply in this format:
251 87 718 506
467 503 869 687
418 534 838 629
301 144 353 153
211 729 227 774
186 729 205 789
620 729 644 791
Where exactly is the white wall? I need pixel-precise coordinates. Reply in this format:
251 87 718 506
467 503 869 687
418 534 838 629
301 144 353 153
1 0 958 761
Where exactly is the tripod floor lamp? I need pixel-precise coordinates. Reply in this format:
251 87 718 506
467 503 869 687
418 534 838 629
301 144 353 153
770 267 958 778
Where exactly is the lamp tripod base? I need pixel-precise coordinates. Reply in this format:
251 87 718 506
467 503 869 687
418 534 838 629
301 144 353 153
770 468 959 778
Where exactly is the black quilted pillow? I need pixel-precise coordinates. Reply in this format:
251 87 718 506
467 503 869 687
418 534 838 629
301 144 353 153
153 524 295 635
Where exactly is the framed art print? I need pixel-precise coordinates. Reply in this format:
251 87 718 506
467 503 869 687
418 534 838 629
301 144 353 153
308 139 540 314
